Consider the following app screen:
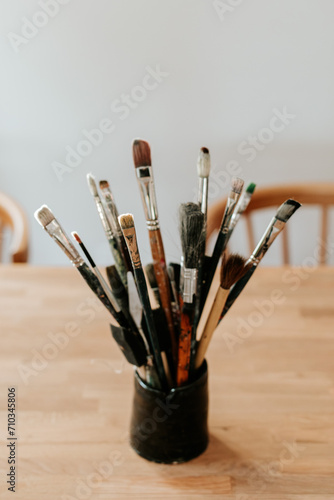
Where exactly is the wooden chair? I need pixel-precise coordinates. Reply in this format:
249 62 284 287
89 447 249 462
0 192 29 262
207 183 334 265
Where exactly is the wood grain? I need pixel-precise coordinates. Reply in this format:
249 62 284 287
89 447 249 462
0 265 334 499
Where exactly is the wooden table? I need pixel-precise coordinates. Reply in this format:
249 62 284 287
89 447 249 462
0 265 333 499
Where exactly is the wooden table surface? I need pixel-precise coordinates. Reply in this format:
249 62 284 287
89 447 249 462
0 265 334 499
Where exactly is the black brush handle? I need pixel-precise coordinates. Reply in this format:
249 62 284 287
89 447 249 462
77 263 118 319
219 264 256 322
110 324 147 367
134 267 168 391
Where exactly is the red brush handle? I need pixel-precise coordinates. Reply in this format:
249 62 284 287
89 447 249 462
149 229 178 363
177 303 193 386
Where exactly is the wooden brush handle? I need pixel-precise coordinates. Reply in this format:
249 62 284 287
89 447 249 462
149 229 178 361
195 287 229 369
177 304 194 386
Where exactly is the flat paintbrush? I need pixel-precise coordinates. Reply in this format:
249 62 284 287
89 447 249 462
119 213 169 391
195 253 252 370
201 177 244 306
34 205 118 321
219 198 302 321
177 202 204 386
132 139 178 365
87 173 128 288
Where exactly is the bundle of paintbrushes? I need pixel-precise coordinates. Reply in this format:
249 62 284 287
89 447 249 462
34 139 301 392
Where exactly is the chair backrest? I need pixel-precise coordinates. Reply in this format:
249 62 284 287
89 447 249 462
0 192 28 263
207 183 334 266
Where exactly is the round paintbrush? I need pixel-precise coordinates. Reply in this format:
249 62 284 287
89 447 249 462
195 253 252 370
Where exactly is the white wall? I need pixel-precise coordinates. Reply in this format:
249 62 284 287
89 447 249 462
1 0 334 266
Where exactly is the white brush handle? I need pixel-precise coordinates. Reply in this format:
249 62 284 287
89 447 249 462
195 286 229 369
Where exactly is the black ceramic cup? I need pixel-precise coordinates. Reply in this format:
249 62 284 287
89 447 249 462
130 360 209 464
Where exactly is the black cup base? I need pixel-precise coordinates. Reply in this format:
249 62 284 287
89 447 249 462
130 361 209 464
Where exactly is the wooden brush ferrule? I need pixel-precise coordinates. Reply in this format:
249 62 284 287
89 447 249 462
136 167 158 222
122 227 141 269
183 268 198 304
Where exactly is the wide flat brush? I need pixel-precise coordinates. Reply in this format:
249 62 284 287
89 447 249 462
177 202 204 386
219 198 302 321
202 177 244 307
119 213 168 391
34 205 118 321
132 139 178 365
87 173 128 288
195 253 252 370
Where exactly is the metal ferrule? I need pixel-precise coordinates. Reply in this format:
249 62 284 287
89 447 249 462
250 217 285 264
94 195 113 237
136 167 158 222
182 268 198 304
104 193 121 237
198 177 209 218
221 191 240 234
146 220 160 231
45 219 84 267
229 191 252 230
122 227 141 269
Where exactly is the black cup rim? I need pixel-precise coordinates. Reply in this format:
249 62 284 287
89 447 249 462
134 359 208 396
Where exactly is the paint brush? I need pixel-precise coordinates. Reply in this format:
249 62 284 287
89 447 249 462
202 177 244 304
119 213 168 390
99 180 132 273
220 198 302 320
177 202 204 386
132 139 178 364
106 265 129 312
228 182 256 235
194 147 211 332
34 205 118 320
195 253 252 369
87 173 128 288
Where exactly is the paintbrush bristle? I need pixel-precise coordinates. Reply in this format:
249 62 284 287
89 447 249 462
34 205 55 227
276 199 301 223
220 253 252 290
179 202 205 269
87 173 98 196
119 213 135 230
99 180 109 190
231 177 244 195
246 182 256 194
71 231 81 244
132 139 151 168
197 147 211 178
